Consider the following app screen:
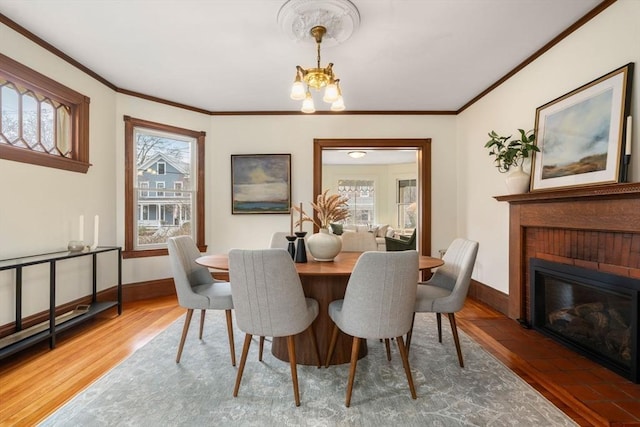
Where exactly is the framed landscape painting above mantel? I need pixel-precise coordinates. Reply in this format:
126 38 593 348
231 154 291 214
530 62 634 192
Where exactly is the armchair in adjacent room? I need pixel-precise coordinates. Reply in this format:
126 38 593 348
385 229 416 251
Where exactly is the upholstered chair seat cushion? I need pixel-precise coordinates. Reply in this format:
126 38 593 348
191 282 234 310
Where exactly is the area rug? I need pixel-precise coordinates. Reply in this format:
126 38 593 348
40 310 576 426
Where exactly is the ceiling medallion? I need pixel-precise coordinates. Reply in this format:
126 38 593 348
277 0 360 47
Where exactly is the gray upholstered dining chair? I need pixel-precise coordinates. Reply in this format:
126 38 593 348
228 248 321 407
268 231 290 249
167 236 236 365
406 238 479 368
325 250 419 407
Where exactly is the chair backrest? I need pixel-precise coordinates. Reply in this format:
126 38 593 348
428 238 479 312
228 248 314 337
340 231 378 252
269 232 289 249
167 236 214 308
340 251 419 339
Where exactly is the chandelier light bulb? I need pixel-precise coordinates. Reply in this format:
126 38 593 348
330 96 345 111
290 79 305 100
301 92 316 113
323 82 339 103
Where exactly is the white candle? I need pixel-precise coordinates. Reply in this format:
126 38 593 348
626 116 632 156
299 202 303 232
93 215 99 248
79 215 84 242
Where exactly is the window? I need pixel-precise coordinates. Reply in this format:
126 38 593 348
139 181 149 197
174 181 183 197
156 181 165 197
397 179 417 229
337 179 375 225
0 53 90 173
124 116 206 258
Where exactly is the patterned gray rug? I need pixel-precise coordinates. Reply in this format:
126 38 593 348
41 310 576 426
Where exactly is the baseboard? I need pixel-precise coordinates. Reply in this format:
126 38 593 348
468 279 509 316
122 278 176 302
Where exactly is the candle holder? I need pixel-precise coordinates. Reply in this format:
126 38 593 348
294 231 307 263
285 235 297 260
623 154 631 182
68 240 86 253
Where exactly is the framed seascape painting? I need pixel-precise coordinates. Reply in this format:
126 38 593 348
231 154 291 214
530 63 634 191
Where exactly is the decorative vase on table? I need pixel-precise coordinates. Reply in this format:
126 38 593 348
505 164 530 194
307 228 342 262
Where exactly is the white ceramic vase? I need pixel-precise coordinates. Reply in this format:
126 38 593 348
306 228 342 261
505 164 530 194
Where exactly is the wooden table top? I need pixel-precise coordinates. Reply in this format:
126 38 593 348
196 251 443 276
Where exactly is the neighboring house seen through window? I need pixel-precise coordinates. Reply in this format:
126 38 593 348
124 116 206 258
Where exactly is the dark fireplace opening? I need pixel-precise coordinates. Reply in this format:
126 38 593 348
530 258 639 383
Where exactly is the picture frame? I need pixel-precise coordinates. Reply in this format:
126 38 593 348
231 154 291 214
530 63 634 191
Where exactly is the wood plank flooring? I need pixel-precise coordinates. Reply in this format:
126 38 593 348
1 296 639 426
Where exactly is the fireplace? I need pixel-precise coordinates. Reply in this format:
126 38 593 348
530 258 639 383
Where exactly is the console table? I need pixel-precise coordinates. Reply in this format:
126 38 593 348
0 246 122 360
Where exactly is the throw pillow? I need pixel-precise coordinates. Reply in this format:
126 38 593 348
377 224 389 238
330 223 344 235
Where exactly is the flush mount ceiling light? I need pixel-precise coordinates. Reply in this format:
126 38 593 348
348 150 366 159
278 0 360 113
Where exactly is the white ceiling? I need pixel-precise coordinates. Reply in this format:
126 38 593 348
0 0 603 113
323 149 416 164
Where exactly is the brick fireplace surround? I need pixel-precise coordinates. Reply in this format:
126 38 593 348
496 182 640 324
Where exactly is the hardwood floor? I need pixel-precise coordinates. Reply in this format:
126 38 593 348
1 296 638 426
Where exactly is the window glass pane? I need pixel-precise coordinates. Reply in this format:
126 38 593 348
56 105 72 157
397 179 417 229
40 100 55 151
21 91 38 148
337 179 375 225
1 83 20 144
134 128 194 249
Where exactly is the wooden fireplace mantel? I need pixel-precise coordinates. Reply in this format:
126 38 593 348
495 182 640 320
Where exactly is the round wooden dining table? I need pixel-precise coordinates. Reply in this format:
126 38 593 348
196 251 443 365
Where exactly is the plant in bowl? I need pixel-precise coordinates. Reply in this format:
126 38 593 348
485 129 538 173
293 190 350 261
294 189 350 229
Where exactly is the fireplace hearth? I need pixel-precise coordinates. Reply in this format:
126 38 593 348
531 258 639 383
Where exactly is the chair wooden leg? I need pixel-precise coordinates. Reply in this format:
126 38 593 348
176 309 193 363
287 335 300 407
406 313 416 352
307 326 322 368
396 335 417 399
233 334 252 397
345 337 361 407
225 309 236 366
384 339 392 361
437 312 442 343
258 336 265 362
448 313 464 368
325 324 340 368
199 309 206 340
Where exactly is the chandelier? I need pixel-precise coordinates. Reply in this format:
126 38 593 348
290 25 344 113
278 0 360 113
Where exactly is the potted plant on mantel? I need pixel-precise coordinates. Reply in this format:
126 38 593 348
484 129 539 194
294 190 350 261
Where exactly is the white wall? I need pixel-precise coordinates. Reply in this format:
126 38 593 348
456 0 640 293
